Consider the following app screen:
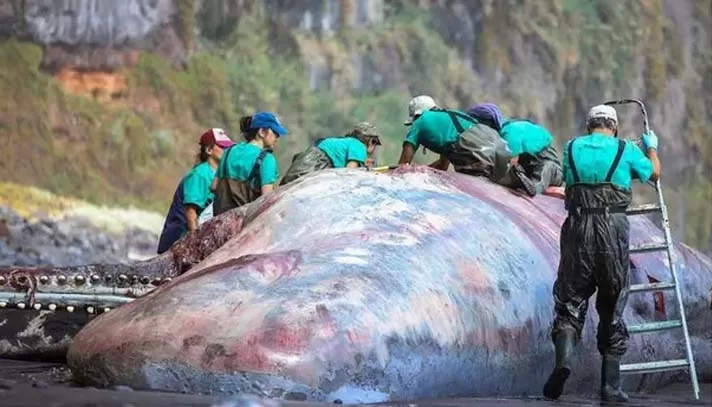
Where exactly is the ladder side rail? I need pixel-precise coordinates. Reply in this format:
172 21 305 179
655 178 700 400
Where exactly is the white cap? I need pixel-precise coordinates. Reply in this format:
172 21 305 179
404 95 437 125
586 104 618 124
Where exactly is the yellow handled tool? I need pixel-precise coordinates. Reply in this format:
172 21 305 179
366 165 399 172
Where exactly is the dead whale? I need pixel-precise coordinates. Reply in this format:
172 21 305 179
58 166 711 403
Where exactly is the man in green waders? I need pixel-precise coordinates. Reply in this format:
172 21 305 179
280 122 382 185
467 103 564 196
543 104 661 402
397 95 511 183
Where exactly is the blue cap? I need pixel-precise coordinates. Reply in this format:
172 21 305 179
250 112 288 136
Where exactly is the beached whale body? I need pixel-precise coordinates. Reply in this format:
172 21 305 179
65 166 711 403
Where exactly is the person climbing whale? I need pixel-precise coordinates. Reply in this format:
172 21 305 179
397 95 511 184
467 102 564 196
280 121 382 185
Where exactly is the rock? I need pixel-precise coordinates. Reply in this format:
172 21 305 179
112 385 134 392
210 395 280 407
32 379 50 388
0 378 17 390
0 219 12 242
0 205 158 268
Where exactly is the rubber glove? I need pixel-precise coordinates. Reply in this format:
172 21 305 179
642 130 658 151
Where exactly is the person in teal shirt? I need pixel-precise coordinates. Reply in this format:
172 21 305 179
212 112 287 216
280 121 382 185
542 104 661 403
467 103 563 196
397 95 511 182
157 128 236 254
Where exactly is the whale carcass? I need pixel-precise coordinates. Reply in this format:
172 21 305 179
49 166 710 403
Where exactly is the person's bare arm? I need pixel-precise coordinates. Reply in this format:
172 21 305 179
646 149 661 182
261 184 274 195
398 143 416 165
346 161 360 169
184 205 199 232
429 154 450 171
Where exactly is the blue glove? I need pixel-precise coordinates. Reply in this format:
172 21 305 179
642 130 658 151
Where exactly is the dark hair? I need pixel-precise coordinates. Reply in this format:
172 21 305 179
587 117 617 133
194 144 211 166
240 115 259 141
477 117 500 131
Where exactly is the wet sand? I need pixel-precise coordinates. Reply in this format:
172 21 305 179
0 359 709 407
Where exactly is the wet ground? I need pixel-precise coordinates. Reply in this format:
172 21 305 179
0 359 709 407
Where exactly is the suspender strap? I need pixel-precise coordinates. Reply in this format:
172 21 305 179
604 139 626 183
444 110 477 134
567 138 580 184
247 149 270 186
217 145 234 179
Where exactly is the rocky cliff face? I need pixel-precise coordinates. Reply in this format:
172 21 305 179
1 0 710 252
1 0 185 72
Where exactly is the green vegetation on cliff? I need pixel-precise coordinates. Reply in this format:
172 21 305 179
0 0 710 252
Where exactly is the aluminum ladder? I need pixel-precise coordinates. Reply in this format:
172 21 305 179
604 99 700 400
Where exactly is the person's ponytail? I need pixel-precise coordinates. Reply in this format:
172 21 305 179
240 115 258 141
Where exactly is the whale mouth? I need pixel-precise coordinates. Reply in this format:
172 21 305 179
0 290 137 313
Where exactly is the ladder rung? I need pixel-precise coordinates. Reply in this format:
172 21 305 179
626 203 661 215
629 282 676 293
628 320 682 334
630 242 668 254
620 359 689 375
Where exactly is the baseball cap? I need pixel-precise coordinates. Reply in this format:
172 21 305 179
586 105 618 124
351 121 382 145
199 128 235 148
250 112 288 136
404 95 437 125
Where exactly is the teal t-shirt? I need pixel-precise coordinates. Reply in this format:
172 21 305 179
562 133 654 190
404 109 476 154
500 119 553 156
317 137 368 168
182 161 215 211
217 142 279 187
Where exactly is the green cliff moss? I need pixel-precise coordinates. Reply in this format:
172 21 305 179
177 0 197 52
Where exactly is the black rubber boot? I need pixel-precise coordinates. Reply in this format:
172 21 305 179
542 330 575 400
600 355 629 402
510 164 537 196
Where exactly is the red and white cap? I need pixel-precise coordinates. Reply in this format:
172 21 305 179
199 128 235 148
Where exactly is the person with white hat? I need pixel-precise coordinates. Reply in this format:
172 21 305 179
397 95 511 182
543 104 660 403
